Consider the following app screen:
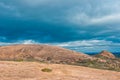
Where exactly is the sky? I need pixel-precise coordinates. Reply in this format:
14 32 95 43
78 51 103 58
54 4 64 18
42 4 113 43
0 0 120 53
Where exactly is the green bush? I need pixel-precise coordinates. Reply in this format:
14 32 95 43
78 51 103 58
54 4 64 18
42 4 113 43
41 68 52 72
15 59 24 62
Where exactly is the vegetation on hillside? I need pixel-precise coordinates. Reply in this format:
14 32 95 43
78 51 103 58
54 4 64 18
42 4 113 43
75 57 120 72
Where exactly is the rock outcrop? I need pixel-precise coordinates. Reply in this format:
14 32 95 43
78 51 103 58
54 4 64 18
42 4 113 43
96 50 116 59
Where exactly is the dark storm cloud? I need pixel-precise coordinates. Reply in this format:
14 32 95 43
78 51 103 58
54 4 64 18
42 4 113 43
0 17 99 43
0 0 120 52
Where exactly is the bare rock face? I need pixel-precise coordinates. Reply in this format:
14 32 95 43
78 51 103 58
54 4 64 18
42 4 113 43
97 50 116 59
0 44 91 64
0 61 120 80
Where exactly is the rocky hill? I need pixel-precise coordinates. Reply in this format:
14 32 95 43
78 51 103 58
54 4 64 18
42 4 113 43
95 50 116 59
74 50 120 71
0 44 90 64
0 44 120 72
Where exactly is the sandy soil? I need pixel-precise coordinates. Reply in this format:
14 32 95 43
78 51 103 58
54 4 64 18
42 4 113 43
0 61 120 80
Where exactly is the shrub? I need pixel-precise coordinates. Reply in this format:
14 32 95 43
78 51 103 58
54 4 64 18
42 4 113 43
41 68 52 72
15 59 24 62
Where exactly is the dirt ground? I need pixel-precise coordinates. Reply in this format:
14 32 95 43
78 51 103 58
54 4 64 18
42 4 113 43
0 61 120 80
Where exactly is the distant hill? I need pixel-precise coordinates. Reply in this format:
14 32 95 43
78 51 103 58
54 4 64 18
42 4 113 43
95 50 116 59
0 44 90 64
